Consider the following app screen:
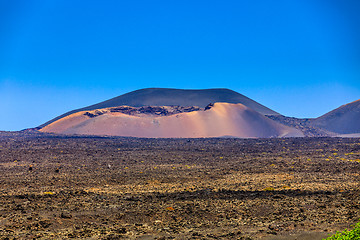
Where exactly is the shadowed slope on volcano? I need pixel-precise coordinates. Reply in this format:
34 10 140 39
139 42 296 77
40 103 302 138
312 99 360 134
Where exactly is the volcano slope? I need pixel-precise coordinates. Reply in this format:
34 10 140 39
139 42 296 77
311 99 360 136
40 102 303 138
39 88 279 128
0 132 359 239
265 98 360 137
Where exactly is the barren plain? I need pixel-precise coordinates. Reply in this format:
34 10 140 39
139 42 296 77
0 131 360 239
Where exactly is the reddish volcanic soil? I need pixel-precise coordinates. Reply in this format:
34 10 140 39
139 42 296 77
40 103 303 138
0 131 360 239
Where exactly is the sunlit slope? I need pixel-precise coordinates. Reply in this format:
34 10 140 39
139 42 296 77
39 88 279 128
40 103 302 138
312 99 360 134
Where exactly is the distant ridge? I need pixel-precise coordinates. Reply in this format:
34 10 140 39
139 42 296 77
312 99 360 134
39 88 279 128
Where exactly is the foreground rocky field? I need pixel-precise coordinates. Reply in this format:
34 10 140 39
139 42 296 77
0 132 359 239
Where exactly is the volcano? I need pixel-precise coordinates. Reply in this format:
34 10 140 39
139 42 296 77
39 88 279 128
40 102 302 138
39 88 304 138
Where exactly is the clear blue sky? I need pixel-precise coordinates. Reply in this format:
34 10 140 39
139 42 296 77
1 0 359 131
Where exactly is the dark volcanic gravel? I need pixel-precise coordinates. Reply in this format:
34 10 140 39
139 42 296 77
0 131 360 239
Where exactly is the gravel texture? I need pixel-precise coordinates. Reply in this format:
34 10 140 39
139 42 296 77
0 132 359 239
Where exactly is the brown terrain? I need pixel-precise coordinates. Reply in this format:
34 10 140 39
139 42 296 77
1 131 360 239
40 103 303 138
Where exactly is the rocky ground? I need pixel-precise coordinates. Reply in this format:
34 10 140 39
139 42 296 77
0 132 360 239
84 105 205 118
265 115 334 137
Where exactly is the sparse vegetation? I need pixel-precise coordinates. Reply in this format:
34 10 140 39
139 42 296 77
323 221 360 240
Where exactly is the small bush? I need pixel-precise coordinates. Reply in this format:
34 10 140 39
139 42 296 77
323 221 360 240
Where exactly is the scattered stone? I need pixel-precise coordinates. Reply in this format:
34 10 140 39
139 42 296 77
60 212 72 219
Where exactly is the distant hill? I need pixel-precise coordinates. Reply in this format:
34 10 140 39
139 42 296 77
39 88 279 128
312 99 360 134
40 102 302 138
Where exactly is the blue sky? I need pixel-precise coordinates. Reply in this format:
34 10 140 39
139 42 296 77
1 0 360 131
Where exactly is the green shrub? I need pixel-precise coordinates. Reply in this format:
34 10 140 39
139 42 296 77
323 221 360 240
